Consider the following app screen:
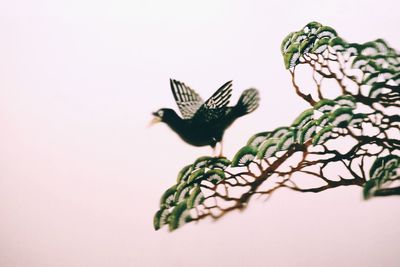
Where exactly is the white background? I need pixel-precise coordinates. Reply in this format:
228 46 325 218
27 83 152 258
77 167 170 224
0 0 399 266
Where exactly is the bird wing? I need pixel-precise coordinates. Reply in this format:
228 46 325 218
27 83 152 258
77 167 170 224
170 79 204 119
192 80 233 122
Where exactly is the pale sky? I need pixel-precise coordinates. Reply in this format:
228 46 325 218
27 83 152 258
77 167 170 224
0 0 399 266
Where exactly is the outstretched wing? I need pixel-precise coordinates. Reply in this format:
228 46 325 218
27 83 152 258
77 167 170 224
170 79 204 119
192 80 233 122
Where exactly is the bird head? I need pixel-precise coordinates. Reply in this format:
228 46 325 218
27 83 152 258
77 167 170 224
149 108 176 126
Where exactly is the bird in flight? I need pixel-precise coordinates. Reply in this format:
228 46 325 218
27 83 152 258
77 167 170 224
150 79 260 156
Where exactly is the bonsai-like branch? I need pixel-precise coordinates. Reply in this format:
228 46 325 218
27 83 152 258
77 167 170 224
154 22 400 231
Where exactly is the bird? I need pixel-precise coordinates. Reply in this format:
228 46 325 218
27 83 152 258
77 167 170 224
150 79 260 156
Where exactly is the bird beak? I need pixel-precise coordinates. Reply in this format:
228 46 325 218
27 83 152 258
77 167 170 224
148 116 161 127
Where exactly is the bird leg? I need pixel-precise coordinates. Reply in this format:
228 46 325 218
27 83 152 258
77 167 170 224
211 144 217 157
217 141 224 158
211 138 224 157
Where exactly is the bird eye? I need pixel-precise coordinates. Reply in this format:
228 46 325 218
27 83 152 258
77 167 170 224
157 110 164 117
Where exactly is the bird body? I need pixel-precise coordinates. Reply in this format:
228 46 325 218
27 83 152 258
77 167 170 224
151 79 260 155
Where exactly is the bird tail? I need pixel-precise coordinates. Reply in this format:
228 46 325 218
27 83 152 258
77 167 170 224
234 88 260 117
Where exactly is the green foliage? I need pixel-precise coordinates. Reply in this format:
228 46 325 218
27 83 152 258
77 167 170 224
153 208 170 231
292 109 314 128
280 21 400 72
204 169 226 184
231 146 258 167
276 130 296 151
329 108 354 128
187 186 204 209
298 121 317 144
364 155 400 199
247 132 271 148
314 99 336 113
155 21 400 231
257 138 279 159
153 155 231 231
160 185 177 209
187 168 205 184
169 202 192 231
176 165 192 183
312 125 334 145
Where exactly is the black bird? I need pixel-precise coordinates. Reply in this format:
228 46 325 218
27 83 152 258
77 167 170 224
150 79 260 156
